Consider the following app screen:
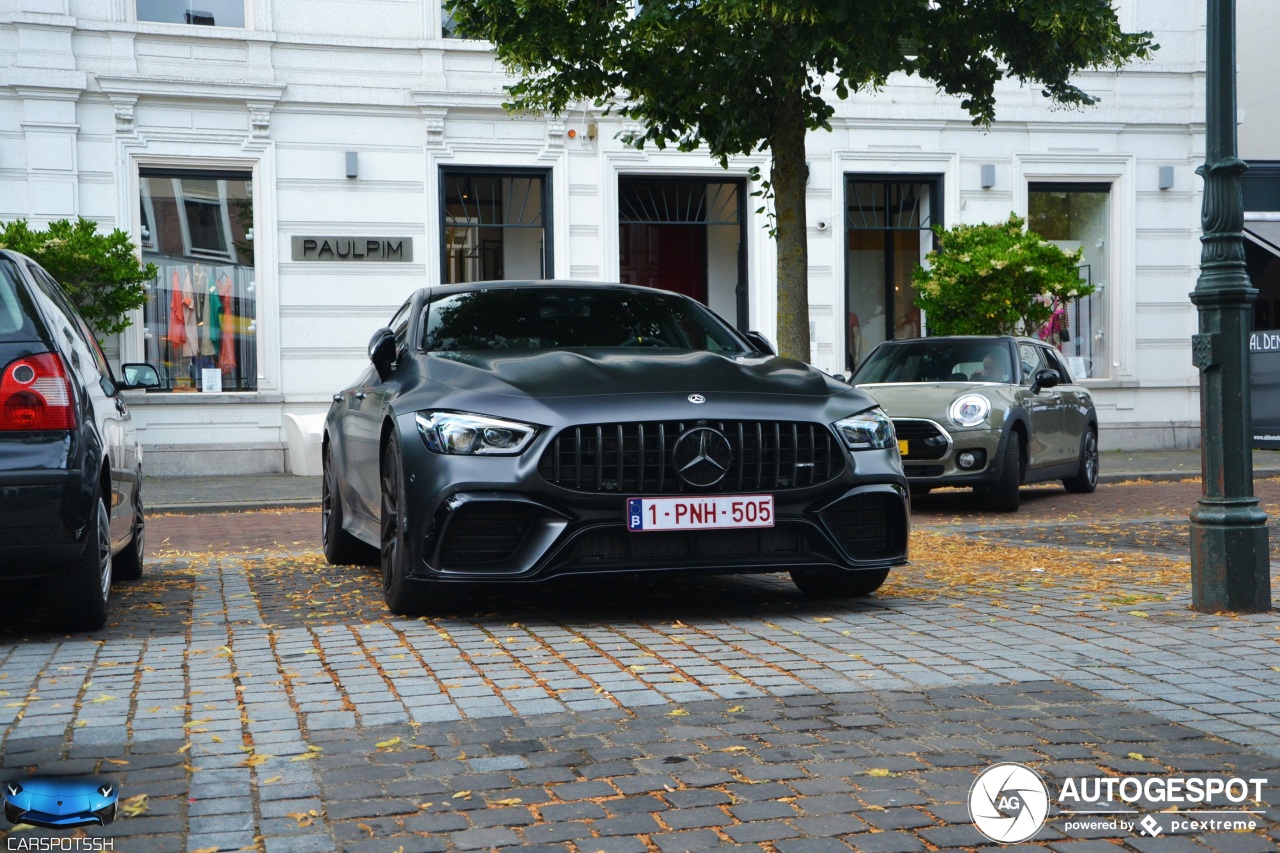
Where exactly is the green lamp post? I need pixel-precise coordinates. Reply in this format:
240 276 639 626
1190 0 1271 612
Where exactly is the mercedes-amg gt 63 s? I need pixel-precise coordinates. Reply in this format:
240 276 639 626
323 281 909 613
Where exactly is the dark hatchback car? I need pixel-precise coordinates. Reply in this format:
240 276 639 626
0 250 159 630
323 281 910 613
852 335 1098 510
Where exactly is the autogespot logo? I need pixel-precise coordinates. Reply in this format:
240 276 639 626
968 762 1050 844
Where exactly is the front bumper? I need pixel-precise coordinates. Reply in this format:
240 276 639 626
894 418 1008 488
392 414 910 583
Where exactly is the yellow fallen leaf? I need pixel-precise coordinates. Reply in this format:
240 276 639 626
90 694 118 704
455 751 466 760
192 848 221 853
719 746 749 753
726 705 745 713
105 759 129 766
290 752 318 762
183 719 213 729
667 708 689 717
178 743 192 754
210 735 223 743
491 798 523 806
240 754 271 767
815 617 833 623
867 768 893 777
452 791 472 800
120 794 149 818
629 665 648 672
418 802 434 810
285 812 314 827
375 737 401 749
1129 611 1150 618
357 823 375 837
1127 752 1146 761
262 776 282 785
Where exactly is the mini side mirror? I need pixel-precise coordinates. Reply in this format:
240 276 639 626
368 327 397 379
743 330 776 356
119 363 161 390
1031 368 1060 394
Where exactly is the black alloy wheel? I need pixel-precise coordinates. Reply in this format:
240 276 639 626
987 430 1023 512
113 478 145 581
379 432 427 614
1063 428 1099 493
46 494 112 631
322 444 377 565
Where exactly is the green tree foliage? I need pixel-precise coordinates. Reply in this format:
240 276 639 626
0 218 154 339
913 214 1091 337
445 0 1154 359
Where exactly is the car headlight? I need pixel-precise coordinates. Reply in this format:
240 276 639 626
416 411 539 455
949 394 991 428
834 409 896 451
5 781 21 796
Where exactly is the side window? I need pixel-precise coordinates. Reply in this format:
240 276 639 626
26 264 115 392
1043 347 1073 383
1018 342 1045 386
389 302 412 356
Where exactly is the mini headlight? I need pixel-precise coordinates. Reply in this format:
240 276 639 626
833 409 896 451
416 411 539 456
949 394 990 428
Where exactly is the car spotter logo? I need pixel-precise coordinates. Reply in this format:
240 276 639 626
968 762 1050 844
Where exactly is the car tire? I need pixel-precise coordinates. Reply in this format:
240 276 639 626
987 430 1022 512
46 494 111 631
1063 428 1099 494
323 444 378 566
112 478 145 582
790 567 890 597
380 432 429 615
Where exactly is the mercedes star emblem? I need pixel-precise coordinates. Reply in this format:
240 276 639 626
672 427 733 487
687 394 706 404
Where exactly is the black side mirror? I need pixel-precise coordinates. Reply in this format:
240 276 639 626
743 330 776 356
1031 368 1060 394
119 363 161 390
368 327 397 379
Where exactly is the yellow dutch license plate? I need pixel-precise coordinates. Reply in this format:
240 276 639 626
898 439 909 456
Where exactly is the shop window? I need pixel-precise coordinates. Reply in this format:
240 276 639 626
139 168 256 392
845 177 938 372
1028 183 1110 379
136 0 245 27
441 170 550 283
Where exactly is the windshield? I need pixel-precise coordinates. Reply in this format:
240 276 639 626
422 287 748 354
853 340 1015 384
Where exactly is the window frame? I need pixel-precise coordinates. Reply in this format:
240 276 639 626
438 166 554 284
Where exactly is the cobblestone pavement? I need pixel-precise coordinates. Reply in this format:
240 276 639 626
2 481 1279 851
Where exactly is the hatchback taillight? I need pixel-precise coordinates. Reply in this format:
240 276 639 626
0 353 76 430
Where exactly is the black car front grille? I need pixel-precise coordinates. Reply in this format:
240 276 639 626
820 492 907 560
538 420 844 494
893 419 949 460
567 525 811 568
439 503 538 568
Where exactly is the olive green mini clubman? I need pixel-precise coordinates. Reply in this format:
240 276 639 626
851 335 1098 512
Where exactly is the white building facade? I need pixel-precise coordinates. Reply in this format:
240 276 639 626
0 0 1207 475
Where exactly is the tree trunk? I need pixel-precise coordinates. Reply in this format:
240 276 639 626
769 87 811 362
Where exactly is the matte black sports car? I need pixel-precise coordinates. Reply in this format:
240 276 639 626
323 281 909 613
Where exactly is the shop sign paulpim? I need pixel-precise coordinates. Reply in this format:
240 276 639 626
291 237 413 262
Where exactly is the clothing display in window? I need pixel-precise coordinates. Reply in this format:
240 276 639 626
217 274 236 375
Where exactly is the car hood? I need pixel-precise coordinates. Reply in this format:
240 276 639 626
420 350 853 401
855 382 1013 416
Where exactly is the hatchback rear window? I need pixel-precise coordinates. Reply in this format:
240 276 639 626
0 260 40 343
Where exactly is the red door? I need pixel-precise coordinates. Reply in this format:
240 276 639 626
619 223 708 303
